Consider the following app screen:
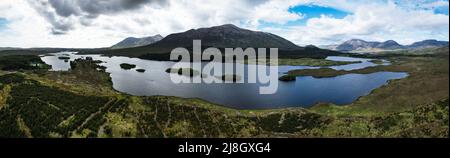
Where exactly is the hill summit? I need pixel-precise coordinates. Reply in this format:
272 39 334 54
151 24 300 50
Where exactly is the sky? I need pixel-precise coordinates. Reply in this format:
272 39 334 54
0 0 448 48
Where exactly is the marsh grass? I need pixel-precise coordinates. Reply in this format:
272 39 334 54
0 52 448 138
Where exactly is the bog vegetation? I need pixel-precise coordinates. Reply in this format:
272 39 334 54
0 55 50 71
0 47 448 138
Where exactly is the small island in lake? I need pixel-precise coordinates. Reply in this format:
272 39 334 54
58 56 70 60
136 69 146 73
120 63 136 70
279 75 296 81
165 68 200 77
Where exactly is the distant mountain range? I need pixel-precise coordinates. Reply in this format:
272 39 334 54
111 35 163 49
84 24 340 60
0 47 21 51
111 26 448 56
407 40 449 49
321 39 449 52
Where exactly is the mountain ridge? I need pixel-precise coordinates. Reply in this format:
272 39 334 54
79 24 341 60
408 39 449 49
149 24 301 50
326 39 449 52
111 34 163 49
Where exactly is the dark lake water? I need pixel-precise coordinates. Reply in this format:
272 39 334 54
41 52 408 109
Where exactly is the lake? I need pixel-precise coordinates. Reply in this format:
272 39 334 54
41 52 408 109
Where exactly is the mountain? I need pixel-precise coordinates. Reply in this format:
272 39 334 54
318 44 339 50
304 45 319 49
81 24 341 60
151 24 300 50
376 40 403 49
407 40 449 49
335 39 380 51
111 35 163 49
335 39 404 52
332 39 448 52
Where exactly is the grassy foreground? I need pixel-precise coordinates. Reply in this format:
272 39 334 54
0 53 448 138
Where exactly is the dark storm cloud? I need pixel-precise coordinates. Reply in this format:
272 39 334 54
27 0 168 34
48 0 167 18
244 0 270 6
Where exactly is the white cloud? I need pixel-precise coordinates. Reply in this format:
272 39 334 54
264 0 449 45
250 0 306 26
0 0 449 48
2 0 301 48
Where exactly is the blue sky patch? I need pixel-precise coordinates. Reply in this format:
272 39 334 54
392 0 449 15
0 18 8 31
258 4 350 29
289 4 350 20
433 6 449 15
